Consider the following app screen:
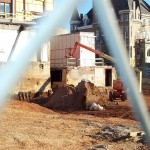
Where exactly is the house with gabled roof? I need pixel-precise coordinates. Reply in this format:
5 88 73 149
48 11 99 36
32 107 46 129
70 0 150 77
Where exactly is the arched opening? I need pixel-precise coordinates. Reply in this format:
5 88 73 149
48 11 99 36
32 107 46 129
147 49 150 56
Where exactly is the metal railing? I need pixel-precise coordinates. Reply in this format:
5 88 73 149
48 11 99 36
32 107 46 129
51 57 105 68
0 11 36 22
95 58 104 66
66 58 77 66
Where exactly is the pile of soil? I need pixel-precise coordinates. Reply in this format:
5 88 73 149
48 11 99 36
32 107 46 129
9 100 52 114
44 81 109 110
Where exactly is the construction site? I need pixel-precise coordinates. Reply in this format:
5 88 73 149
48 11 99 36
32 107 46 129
0 29 149 149
0 0 150 150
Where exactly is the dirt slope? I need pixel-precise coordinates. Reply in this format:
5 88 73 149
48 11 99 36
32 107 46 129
45 81 109 109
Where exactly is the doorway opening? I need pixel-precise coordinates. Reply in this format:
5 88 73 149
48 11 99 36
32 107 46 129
105 69 112 86
51 69 62 84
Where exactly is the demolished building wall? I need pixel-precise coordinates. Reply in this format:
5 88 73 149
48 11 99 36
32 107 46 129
50 32 117 89
0 0 54 96
15 62 50 94
51 66 117 89
12 29 51 94
0 24 51 95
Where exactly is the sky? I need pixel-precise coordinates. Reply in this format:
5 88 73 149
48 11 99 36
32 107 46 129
54 0 150 31
54 0 92 31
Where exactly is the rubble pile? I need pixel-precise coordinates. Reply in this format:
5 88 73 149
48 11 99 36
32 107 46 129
90 125 146 144
44 81 109 109
87 144 110 150
89 102 104 111
45 85 80 109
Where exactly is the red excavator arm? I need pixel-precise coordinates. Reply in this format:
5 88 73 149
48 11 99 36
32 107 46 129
66 41 142 92
70 42 115 63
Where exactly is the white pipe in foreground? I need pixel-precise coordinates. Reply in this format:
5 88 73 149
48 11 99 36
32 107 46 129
0 0 74 107
94 0 150 146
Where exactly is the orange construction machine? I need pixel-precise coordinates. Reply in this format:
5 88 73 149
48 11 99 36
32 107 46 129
109 80 127 101
66 41 142 102
66 41 115 63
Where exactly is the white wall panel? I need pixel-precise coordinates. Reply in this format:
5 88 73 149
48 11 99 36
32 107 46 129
41 42 49 62
80 32 95 66
11 30 38 62
0 30 18 62
50 32 95 67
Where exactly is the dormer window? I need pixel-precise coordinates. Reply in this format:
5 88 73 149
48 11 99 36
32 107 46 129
71 24 78 32
74 25 77 31
83 14 90 26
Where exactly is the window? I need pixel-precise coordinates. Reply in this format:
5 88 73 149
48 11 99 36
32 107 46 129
130 46 132 58
120 15 123 22
138 14 141 19
141 48 144 59
74 25 77 31
83 14 90 26
0 3 11 17
0 3 4 12
125 14 129 21
147 49 150 56
71 25 78 32
125 26 129 37
130 13 133 20
6 3 10 13
131 26 132 37
95 30 100 44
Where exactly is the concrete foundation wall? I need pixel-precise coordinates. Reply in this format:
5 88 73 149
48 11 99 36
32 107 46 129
15 62 50 93
52 66 117 88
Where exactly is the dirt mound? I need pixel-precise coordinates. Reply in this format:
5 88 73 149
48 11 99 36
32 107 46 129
44 81 109 109
143 89 150 95
9 100 53 114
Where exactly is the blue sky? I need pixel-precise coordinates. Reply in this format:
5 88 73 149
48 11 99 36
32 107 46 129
54 0 92 30
54 0 150 31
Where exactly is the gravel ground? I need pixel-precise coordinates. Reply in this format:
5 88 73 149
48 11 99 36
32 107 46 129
0 98 149 150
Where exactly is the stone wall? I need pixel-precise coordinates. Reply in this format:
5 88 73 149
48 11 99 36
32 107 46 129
15 62 50 94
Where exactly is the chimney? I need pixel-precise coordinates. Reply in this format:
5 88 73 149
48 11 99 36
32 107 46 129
80 14 83 20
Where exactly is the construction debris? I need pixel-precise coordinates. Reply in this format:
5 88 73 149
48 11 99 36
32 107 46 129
90 125 146 144
44 81 109 109
87 144 111 150
89 102 105 111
